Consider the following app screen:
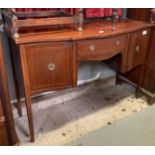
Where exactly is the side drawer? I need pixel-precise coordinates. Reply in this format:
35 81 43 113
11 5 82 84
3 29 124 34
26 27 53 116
77 34 129 60
126 28 151 71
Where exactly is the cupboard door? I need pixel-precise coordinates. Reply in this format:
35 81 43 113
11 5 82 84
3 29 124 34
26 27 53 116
25 41 73 94
126 29 150 71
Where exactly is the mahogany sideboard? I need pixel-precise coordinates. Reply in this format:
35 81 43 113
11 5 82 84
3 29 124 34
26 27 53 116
0 34 19 145
4 19 153 142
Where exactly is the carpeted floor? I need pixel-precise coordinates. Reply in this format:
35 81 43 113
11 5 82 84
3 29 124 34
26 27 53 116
13 77 149 146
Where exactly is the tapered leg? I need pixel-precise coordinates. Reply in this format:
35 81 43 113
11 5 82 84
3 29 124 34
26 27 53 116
147 96 155 105
115 71 122 85
15 86 22 117
7 38 22 117
135 65 145 99
19 45 34 142
135 86 141 98
25 94 34 142
12 70 22 117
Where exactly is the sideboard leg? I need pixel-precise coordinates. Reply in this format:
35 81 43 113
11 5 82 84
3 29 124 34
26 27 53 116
15 86 22 117
140 88 155 105
135 65 145 99
115 71 122 85
135 86 141 98
147 96 155 105
19 45 35 142
7 38 22 117
25 95 34 142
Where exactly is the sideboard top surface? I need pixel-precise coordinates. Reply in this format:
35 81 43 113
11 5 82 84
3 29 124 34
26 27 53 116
13 19 153 44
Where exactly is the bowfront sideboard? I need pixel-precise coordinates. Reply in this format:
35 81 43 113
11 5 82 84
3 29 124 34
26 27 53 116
4 19 153 142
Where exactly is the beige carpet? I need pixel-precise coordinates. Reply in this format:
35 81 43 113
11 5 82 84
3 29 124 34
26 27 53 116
13 78 149 145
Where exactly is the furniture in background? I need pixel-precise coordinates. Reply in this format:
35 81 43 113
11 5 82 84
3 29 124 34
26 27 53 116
2 8 154 142
116 8 155 104
0 34 19 145
2 8 84 39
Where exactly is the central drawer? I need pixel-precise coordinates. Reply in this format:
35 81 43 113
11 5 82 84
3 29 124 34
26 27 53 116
77 34 129 60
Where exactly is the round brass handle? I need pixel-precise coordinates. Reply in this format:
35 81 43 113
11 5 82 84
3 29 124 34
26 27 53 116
136 46 140 52
48 63 55 71
115 40 120 46
89 44 96 51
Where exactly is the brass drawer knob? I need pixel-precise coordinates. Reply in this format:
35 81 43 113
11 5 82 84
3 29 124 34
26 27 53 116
115 40 120 46
136 46 140 52
48 63 55 71
89 44 96 51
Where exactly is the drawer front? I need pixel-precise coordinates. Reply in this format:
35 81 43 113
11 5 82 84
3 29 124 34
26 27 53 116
77 34 129 60
25 41 73 94
0 122 9 146
126 28 150 71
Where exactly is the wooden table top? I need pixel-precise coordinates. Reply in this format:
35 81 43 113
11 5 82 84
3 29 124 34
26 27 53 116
14 19 154 44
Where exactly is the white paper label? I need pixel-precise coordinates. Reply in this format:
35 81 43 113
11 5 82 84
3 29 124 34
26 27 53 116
98 30 105 34
142 30 147 35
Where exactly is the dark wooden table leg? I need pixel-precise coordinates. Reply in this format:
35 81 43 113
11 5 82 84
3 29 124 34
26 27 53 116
140 88 155 105
115 71 121 85
147 96 155 105
19 45 34 142
7 38 22 117
115 71 119 85
15 89 22 117
135 65 145 99
24 94 34 142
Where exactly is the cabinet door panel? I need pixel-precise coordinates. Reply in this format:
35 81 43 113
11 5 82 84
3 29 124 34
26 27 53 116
25 42 73 94
126 29 150 71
